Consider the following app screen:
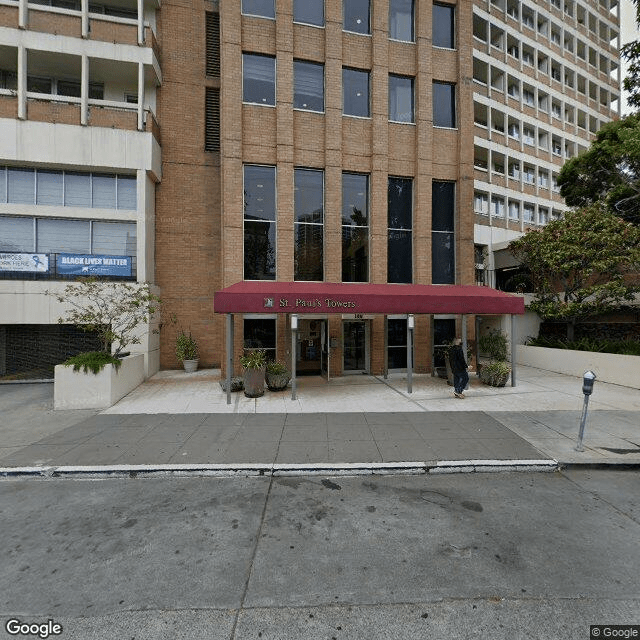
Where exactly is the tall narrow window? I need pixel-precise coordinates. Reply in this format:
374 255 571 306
294 0 324 26
389 75 414 123
294 168 324 281
432 181 455 284
241 0 275 19
433 3 455 48
243 54 276 106
343 68 370 117
244 318 276 361
389 0 414 41
388 177 412 283
244 165 276 280
7 168 35 204
342 173 369 282
294 60 324 112
344 0 370 34
433 82 456 128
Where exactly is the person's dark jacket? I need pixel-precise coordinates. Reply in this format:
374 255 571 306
449 345 467 374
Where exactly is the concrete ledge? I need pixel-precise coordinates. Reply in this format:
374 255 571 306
517 345 640 389
54 354 144 410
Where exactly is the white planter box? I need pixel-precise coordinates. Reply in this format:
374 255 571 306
517 345 639 389
54 354 145 410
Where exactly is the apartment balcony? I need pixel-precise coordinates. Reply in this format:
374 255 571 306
0 0 160 53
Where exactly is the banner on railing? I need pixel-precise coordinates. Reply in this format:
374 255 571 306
56 254 132 277
0 253 49 272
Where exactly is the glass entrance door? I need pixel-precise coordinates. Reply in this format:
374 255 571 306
343 321 368 373
296 319 323 375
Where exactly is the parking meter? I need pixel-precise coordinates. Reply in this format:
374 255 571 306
576 370 597 451
582 370 596 396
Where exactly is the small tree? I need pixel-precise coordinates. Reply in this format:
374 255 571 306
50 278 160 356
509 205 640 341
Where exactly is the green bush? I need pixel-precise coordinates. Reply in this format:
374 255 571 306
478 330 509 361
240 349 267 369
266 360 288 375
63 351 122 375
526 336 640 356
176 331 198 361
479 360 511 387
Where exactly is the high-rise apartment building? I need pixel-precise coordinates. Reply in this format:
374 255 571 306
0 0 619 382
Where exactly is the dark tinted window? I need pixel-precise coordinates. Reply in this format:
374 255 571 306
294 0 324 26
342 173 369 226
343 68 370 117
432 181 455 231
244 319 276 361
433 82 456 127
388 177 412 284
241 0 275 18
294 60 324 112
243 54 276 106
389 0 414 41
244 165 276 280
433 3 455 48
432 181 455 284
344 0 370 34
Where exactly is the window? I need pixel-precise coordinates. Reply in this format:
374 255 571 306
432 181 455 284
523 166 535 184
244 318 276 362
523 203 535 222
538 207 549 224
388 177 412 283
0 70 17 91
433 3 454 48
387 318 409 369
492 196 505 217
538 170 549 188
92 221 137 256
508 200 520 220
474 191 488 214
294 60 324 112
294 0 324 26
294 168 324 281
242 53 276 106
523 89 535 106
343 68 370 117
389 75 414 123
241 0 275 18
523 126 535 145
0 216 34 252
433 82 455 128
7 168 35 204
342 173 369 282
344 0 370 34
389 0 414 42
244 165 276 280
37 218 90 254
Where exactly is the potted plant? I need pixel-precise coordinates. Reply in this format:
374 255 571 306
176 330 199 373
265 360 291 391
479 360 511 387
240 349 267 398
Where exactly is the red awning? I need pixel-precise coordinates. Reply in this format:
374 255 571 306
214 282 524 315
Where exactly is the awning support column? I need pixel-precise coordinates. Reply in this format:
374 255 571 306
226 313 233 405
383 315 388 380
291 315 298 401
407 314 414 394
511 314 517 387
462 314 468 390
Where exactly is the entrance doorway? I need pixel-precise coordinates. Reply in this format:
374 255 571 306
296 319 324 376
343 320 369 373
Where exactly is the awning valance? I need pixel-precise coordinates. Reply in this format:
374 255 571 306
214 282 524 315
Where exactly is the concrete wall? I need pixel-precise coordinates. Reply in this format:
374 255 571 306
517 344 640 389
54 352 144 409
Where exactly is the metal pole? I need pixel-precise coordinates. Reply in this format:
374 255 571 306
383 315 388 380
291 321 297 401
461 314 468 390
510 314 517 387
575 395 590 452
407 317 413 394
226 313 232 405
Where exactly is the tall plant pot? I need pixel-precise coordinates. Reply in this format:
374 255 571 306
183 359 199 373
243 366 266 398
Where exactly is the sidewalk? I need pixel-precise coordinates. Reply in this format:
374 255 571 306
0 365 638 474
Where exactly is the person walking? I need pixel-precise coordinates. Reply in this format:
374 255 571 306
449 338 469 399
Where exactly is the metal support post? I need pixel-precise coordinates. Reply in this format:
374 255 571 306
407 314 414 394
225 314 233 405
291 315 298 401
510 314 517 387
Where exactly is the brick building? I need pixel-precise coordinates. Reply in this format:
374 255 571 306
0 0 620 381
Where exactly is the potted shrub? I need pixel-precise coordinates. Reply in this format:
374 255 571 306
479 360 511 387
265 360 291 391
478 329 509 361
176 330 199 373
240 349 267 398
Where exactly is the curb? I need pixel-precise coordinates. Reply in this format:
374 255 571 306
0 459 559 479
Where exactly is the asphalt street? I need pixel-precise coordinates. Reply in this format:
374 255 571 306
1 469 639 639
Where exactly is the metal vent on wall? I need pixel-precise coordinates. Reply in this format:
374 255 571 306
206 12 220 77
205 87 220 152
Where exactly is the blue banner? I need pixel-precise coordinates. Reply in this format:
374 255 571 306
57 254 132 277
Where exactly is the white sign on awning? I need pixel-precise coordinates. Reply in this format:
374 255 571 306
0 253 49 272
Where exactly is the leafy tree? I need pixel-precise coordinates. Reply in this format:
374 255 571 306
509 204 640 340
557 114 640 225
49 278 160 356
621 0 640 111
